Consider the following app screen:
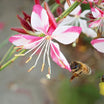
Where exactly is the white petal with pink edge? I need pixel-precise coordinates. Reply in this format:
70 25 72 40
58 16 76 26
9 34 43 49
50 41 71 71
91 38 104 53
79 19 97 38
31 5 49 33
89 19 101 28
52 26 81 44
91 8 102 18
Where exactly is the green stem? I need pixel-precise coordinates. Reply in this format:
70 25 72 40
0 49 26 71
0 38 9 50
56 1 80 23
0 45 14 65
4 46 17 62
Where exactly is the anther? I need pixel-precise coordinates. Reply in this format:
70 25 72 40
28 66 35 72
41 64 45 72
15 54 25 56
48 67 51 74
14 45 24 49
25 56 32 63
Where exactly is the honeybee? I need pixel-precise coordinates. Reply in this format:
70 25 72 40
99 75 104 96
70 61 91 81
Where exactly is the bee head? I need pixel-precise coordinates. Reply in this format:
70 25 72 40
70 61 81 70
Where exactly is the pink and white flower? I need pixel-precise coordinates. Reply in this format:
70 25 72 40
60 0 97 38
91 38 104 53
89 7 104 34
9 4 81 78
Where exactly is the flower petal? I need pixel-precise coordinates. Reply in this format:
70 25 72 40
80 10 90 18
91 38 104 53
44 2 57 29
91 8 102 18
9 34 43 49
50 41 71 71
52 26 81 44
58 16 76 26
31 5 49 33
79 19 97 38
89 19 101 28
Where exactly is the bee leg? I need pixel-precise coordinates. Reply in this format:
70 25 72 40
70 73 78 81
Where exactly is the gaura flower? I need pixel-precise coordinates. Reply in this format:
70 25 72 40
89 7 104 35
91 38 104 53
9 4 81 78
60 0 97 38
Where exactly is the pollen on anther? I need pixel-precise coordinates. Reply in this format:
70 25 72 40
25 56 32 63
28 66 35 72
41 64 45 72
15 54 25 56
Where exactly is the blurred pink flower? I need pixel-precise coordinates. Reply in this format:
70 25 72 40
0 22 4 30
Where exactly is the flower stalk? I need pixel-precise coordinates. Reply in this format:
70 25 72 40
0 49 26 71
56 1 81 22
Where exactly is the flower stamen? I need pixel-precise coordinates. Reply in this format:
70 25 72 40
48 67 51 74
28 40 47 72
30 39 46 57
28 66 35 72
25 56 32 63
41 63 45 72
14 45 24 52
41 40 50 72
46 36 51 40
15 54 25 56
47 41 51 74
14 45 24 49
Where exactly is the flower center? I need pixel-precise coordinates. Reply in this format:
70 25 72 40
46 36 51 40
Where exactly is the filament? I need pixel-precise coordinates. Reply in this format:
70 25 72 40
30 39 46 57
28 66 35 72
33 40 47 68
47 40 51 74
41 40 50 72
15 38 45 57
27 40 47 72
23 37 45 55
